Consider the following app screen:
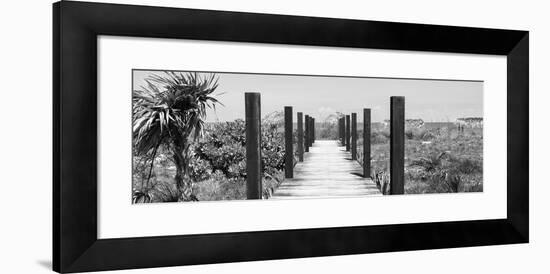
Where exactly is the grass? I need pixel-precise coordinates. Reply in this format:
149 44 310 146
193 169 284 201
132 120 288 203
133 122 483 202
357 125 483 194
133 163 285 202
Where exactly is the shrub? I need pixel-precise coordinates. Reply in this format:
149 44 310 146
404 128 438 141
189 119 287 200
371 130 389 144
151 182 180 202
195 170 246 201
418 129 436 140
406 149 482 194
133 180 180 203
449 157 482 174
405 129 414 140
188 156 212 181
410 152 447 173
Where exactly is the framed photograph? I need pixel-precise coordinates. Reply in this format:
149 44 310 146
53 1 529 273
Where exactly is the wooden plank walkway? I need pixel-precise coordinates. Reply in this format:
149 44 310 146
272 140 382 199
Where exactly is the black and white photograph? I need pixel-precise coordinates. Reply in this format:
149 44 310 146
132 70 484 203
2 0 541 273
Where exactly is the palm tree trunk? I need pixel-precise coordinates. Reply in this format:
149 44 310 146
172 138 194 201
145 141 161 189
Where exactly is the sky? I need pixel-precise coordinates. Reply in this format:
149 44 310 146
133 70 483 123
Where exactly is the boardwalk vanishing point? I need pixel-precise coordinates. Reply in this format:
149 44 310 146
272 140 382 199
244 94 405 199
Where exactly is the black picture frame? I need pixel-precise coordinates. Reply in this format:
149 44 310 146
53 1 529 273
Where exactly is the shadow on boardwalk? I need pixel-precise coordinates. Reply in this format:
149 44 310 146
271 140 382 199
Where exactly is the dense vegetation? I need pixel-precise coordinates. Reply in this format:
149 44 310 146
133 117 296 202
131 71 482 202
305 115 483 195
357 125 483 194
134 113 483 203
132 72 222 202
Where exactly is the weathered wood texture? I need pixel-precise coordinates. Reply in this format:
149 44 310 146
245 93 262 199
339 117 344 145
345 115 351 151
309 117 313 146
363 108 371 178
340 117 346 146
297 112 304 162
304 115 310 152
307 117 312 146
390 96 405 195
351 113 357 160
312 118 315 143
341 117 345 146
272 140 382 198
284 106 293 178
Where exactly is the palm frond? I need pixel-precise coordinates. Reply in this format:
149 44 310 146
132 71 222 156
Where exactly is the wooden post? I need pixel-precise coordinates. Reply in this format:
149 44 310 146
363 108 371 178
245 93 262 199
297 112 304 162
390 96 405 195
308 117 313 147
304 115 310 152
341 117 345 146
338 118 342 142
312 118 315 143
351 113 357 160
310 116 313 149
345 115 350 151
338 117 343 145
312 118 315 144
284 106 293 178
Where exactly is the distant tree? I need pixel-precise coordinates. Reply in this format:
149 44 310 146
133 72 221 201
319 112 342 140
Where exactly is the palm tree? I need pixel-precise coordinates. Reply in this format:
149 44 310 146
133 71 220 201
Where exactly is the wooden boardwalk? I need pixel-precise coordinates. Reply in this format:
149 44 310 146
272 140 382 199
